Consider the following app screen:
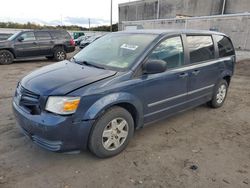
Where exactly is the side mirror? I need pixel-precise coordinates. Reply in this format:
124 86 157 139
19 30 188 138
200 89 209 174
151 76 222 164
17 36 24 42
143 59 167 74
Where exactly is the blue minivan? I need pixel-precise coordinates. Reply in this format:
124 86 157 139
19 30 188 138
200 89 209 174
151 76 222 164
13 30 235 158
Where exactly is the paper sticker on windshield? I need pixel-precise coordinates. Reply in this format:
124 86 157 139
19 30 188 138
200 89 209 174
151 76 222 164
120 44 138 50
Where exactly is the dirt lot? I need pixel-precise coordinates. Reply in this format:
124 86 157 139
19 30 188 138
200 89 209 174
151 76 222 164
0 54 250 188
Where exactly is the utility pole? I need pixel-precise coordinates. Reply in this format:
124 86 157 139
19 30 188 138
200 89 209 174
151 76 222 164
60 14 63 26
88 18 90 31
110 0 113 32
221 0 227 15
157 0 160 19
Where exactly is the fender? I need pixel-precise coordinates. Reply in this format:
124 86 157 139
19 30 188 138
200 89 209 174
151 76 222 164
219 69 233 81
213 69 233 88
83 92 144 128
221 56 234 77
217 57 234 83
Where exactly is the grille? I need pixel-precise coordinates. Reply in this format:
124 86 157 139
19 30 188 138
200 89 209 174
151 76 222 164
15 83 41 115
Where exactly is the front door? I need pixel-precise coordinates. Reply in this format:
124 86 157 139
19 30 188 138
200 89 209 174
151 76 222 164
141 36 189 124
14 32 40 58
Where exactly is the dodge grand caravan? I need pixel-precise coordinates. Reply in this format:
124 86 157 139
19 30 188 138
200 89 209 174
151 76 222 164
13 30 235 158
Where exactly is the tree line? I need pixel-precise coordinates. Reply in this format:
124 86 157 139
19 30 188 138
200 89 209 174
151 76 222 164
0 22 118 32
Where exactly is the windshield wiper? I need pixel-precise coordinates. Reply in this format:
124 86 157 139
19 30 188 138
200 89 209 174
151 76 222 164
80 61 105 69
72 57 105 69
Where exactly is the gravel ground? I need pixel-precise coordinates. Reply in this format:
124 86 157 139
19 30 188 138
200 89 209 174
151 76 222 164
0 50 250 188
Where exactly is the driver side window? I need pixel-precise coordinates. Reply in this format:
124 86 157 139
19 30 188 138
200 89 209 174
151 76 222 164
149 36 184 69
20 32 36 42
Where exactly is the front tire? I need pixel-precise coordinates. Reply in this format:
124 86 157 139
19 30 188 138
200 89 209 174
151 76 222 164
208 80 228 108
53 47 66 61
0 50 14 65
88 106 134 158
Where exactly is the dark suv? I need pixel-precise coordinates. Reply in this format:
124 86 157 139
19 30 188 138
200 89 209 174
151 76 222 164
13 30 235 158
0 29 75 64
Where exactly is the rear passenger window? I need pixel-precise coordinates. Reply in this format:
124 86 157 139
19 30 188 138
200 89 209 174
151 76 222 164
215 35 235 58
35 32 51 40
187 35 215 63
149 36 184 69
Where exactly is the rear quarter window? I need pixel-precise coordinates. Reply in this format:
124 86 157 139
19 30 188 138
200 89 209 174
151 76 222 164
50 30 71 40
187 35 215 64
214 35 235 58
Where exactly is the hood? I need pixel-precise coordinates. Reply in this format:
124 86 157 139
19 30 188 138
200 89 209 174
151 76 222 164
0 40 11 47
20 60 117 95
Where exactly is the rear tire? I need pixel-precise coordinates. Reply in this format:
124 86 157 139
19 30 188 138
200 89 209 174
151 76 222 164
208 80 228 108
53 47 66 61
0 50 14 65
88 106 134 158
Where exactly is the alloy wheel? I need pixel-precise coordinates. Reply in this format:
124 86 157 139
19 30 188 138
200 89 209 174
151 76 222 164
56 51 65 60
0 51 12 64
216 84 227 104
102 118 129 151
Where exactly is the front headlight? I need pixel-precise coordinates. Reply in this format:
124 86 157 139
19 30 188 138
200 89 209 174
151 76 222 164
45 96 80 115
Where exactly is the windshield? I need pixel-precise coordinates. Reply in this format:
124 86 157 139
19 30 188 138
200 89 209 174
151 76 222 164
73 33 157 70
7 31 21 41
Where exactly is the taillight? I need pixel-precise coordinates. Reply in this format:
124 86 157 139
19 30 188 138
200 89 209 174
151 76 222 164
70 39 75 46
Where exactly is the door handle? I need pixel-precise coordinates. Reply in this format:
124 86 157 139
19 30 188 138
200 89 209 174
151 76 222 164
179 72 188 78
192 70 200 75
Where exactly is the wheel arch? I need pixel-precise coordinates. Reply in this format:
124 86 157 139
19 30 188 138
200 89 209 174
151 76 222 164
0 48 16 58
223 75 231 86
53 44 67 51
220 70 233 86
114 102 139 129
83 92 144 129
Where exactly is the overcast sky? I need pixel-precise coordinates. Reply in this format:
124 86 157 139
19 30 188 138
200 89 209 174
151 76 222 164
0 0 136 27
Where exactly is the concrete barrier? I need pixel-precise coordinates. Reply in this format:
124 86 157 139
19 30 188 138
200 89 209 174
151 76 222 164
121 13 250 50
